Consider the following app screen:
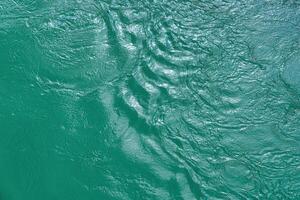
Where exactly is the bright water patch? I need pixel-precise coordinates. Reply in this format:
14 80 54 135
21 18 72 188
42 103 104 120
283 56 300 94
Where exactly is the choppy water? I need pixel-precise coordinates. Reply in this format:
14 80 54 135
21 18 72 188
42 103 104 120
1 0 300 199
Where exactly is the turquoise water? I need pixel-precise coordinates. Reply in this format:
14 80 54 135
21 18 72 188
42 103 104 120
1 0 300 199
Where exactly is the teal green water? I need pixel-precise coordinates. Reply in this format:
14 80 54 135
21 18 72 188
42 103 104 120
1 0 300 199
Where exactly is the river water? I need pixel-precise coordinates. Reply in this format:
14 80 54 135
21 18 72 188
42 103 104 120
0 0 300 199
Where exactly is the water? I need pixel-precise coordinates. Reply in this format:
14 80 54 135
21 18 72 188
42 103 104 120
1 0 300 199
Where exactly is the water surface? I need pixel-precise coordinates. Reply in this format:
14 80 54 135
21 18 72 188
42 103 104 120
0 0 300 199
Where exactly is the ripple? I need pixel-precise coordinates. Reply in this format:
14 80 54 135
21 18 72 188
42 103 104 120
1 0 300 199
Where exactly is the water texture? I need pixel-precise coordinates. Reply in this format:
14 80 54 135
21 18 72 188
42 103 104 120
1 0 300 199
